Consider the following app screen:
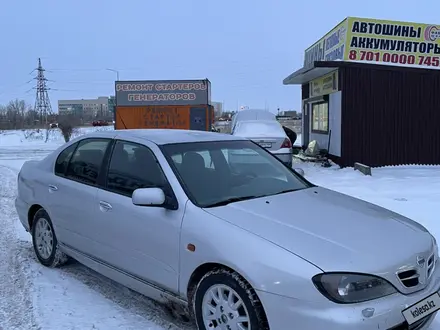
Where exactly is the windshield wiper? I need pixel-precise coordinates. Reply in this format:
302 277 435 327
204 195 258 208
204 187 309 208
271 187 307 196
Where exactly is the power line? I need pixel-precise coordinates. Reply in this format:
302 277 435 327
33 58 53 125
44 56 277 74
0 80 33 95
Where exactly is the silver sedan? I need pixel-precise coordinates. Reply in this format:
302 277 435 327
15 129 440 329
231 120 293 167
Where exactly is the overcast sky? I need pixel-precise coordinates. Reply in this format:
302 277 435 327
0 0 438 113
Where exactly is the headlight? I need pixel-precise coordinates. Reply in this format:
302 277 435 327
312 273 397 304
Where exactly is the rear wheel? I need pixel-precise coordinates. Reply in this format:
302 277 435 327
194 268 269 330
31 209 69 267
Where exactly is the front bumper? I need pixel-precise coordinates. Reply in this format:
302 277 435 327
257 266 440 330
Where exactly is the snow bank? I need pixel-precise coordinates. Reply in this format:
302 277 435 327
0 126 114 149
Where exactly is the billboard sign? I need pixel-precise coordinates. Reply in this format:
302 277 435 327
115 79 211 106
303 17 440 69
304 19 348 68
344 17 440 68
304 39 325 68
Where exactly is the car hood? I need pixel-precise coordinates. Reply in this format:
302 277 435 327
203 187 433 273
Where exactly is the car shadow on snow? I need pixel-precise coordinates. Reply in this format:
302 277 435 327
19 243 195 330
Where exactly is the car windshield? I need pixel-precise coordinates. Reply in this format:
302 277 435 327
161 140 312 208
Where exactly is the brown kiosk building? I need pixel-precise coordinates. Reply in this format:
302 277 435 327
283 17 440 167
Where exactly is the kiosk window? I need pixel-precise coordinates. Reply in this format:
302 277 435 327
312 102 329 133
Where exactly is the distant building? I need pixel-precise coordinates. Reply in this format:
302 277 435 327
58 96 114 118
108 96 116 115
280 110 298 117
211 101 223 118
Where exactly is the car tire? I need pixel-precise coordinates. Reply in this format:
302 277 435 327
194 268 269 330
31 209 69 268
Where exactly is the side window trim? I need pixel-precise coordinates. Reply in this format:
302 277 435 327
102 139 126 191
96 139 116 189
54 142 79 177
64 138 113 187
103 139 172 198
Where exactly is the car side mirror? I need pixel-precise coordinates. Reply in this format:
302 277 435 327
293 168 305 176
132 188 166 207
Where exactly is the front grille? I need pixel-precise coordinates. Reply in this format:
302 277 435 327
398 269 419 288
427 254 435 278
397 253 436 288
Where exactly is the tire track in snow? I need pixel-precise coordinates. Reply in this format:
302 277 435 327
0 165 40 330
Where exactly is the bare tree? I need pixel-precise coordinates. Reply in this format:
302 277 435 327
25 110 39 127
7 99 27 114
0 98 88 131
0 105 6 130
0 99 35 130
6 99 28 129
58 114 81 142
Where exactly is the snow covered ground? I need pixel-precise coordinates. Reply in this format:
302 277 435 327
0 127 439 329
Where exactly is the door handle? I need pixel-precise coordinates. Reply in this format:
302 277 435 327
99 201 112 211
48 184 58 192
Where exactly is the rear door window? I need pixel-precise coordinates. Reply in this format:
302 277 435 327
65 139 111 185
55 143 78 176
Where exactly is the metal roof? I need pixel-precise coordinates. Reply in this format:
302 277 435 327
283 61 342 85
283 61 440 85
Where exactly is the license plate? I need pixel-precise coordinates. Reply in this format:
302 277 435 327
402 292 440 325
259 143 272 148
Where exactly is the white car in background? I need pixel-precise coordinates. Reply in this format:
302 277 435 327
231 109 276 132
232 119 293 166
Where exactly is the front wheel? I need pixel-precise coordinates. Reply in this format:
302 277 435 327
194 268 269 330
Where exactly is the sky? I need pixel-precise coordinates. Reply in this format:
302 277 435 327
0 0 438 113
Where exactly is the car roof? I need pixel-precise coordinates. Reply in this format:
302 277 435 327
237 120 280 125
86 129 246 145
232 109 276 122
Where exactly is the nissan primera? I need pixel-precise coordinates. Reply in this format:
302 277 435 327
15 129 440 329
